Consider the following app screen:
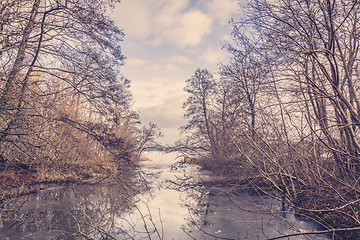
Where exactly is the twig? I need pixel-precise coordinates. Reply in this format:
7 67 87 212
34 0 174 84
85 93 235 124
266 226 360 240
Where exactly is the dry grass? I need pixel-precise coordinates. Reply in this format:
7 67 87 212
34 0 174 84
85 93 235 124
0 156 118 200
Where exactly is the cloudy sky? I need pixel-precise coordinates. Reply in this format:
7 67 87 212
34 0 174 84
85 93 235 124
110 0 240 144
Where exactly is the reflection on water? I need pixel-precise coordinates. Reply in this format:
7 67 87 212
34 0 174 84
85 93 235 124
0 166 142 239
0 152 330 239
182 187 329 240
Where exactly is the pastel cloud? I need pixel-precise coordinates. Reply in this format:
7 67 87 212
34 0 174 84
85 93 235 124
166 55 191 65
207 0 239 24
125 55 191 82
140 98 187 128
111 0 153 38
125 58 148 68
160 10 213 47
199 48 226 66
124 57 189 109
113 0 214 48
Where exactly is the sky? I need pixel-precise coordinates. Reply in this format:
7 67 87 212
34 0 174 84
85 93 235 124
110 0 240 145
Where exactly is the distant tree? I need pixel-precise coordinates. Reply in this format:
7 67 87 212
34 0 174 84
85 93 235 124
135 123 163 157
181 68 218 159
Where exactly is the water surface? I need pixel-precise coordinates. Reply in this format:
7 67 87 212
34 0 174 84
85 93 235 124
0 152 330 239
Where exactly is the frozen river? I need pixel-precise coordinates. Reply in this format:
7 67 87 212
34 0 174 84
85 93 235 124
0 152 330 239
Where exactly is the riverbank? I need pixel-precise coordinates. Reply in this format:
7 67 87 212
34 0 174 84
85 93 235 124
189 156 360 240
0 160 121 200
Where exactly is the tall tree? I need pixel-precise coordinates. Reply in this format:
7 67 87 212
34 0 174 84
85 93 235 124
221 30 268 141
181 68 218 159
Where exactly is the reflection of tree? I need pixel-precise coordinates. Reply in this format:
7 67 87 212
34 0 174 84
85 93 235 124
166 165 330 240
164 165 212 236
0 166 153 239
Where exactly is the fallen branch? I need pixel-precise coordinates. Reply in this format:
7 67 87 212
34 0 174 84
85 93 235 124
266 226 360 240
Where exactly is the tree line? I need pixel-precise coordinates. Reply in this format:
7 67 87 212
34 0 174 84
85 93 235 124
179 0 360 238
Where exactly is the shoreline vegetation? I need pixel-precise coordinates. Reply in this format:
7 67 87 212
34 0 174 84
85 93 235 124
0 155 148 201
0 158 117 200
176 1 360 238
0 0 160 215
189 156 360 239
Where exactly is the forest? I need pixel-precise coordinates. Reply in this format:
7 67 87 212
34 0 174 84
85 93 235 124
178 0 360 238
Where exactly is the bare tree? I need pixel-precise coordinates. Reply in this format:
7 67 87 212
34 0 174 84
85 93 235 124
218 0 360 237
180 68 218 160
139 123 163 154
178 0 360 237
244 0 360 172
221 29 269 141
0 0 139 181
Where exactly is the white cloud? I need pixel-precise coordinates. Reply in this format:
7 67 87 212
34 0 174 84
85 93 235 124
147 63 183 76
141 101 186 129
154 1 190 28
199 48 228 66
113 0 213 48
166 55 191 65
220 34 234 43
161 10 213 47
124 55 191 84
207 0 238 24
129 72 187 107
111 0 153 38
125 58 148 68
